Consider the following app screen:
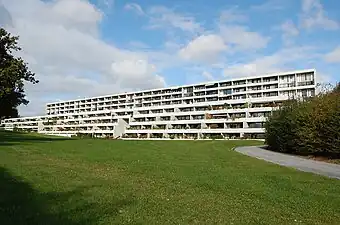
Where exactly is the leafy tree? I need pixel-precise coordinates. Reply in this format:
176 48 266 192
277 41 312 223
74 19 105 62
265 84 340 157
0 28 38 119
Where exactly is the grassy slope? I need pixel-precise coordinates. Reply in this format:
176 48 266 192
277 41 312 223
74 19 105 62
0 131 340 225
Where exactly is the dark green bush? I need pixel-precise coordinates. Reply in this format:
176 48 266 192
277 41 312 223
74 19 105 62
207 134 224 139
75 133 94 139
265 84 340 157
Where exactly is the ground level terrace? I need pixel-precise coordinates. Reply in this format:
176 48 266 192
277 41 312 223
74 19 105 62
37 129 265 139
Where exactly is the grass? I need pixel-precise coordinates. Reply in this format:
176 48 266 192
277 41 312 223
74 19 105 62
0 131 340 225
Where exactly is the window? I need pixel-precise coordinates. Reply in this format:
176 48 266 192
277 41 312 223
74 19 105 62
222 89 232 95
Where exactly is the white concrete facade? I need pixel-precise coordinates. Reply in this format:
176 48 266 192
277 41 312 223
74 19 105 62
1 69 316 139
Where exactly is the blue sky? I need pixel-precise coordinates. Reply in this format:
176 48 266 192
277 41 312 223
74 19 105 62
0 0 339 116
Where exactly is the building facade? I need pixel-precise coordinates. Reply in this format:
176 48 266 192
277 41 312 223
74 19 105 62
1 69 316 139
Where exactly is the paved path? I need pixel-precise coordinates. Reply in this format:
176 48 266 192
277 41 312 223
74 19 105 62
235 146 340 180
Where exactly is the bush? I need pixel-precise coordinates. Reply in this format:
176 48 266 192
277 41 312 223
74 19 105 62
208 134 224 140
76 133 94 139
241 134 250 139
265 84 340 157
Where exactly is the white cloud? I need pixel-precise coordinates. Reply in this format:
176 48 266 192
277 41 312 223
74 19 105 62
111 59 165 87
219 25 269 50
51 0 102 23
41 0 103 35
124 3 145 16
250 0 285 11
219 8 247 23
164 41 182 51
0 3 12 26
315 71 332 84
2 0 165 116
125 3 202 33
19 73 122 116
300 0 339 30
223 46 317 78
224 61 279 79
280 20 299 45
281 20 299 36
174 10 269 64
98 0 114 10
178 34 227 62
324 46 340 63
147 6 202 33
202 71 214 81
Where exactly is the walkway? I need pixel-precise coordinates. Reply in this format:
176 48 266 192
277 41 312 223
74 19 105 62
235 146 340 180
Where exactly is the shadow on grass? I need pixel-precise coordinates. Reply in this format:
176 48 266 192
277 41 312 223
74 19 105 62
0 130 72 146
0 167 135 225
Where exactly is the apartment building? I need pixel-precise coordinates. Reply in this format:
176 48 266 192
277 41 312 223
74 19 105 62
1 69 316 139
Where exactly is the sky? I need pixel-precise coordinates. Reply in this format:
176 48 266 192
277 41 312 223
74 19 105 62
0 0 339 116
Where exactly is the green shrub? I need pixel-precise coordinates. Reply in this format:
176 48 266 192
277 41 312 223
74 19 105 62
265 84 340 157
208 134 224 139
76 133 94 139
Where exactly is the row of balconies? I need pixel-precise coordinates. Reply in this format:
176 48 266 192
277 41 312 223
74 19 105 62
2 120 39 125
9 118 264 130
46 87 297 110
46 72 314 108
126 123 264 133
45 101 280 117
7 101 279 125
127 126 246 130
131 94 277 108
130 116 266 125
127 121 263 129
40 130 117 134
124 128 265 134
39 127 265 137
123 132 267 139
46 86 315 114
6 109 269 128
132 112 249 122
132 103 277 115
46 89 300 113
6 95 305 126
42 121 117 127
129 83 281 100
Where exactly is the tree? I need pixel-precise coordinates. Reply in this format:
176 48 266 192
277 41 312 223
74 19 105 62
265 84 340 157
0 28 38 119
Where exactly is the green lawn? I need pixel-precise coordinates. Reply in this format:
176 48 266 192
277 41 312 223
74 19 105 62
0 131 340 225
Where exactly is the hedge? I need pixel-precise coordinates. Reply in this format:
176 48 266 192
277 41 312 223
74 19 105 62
265 84 340 157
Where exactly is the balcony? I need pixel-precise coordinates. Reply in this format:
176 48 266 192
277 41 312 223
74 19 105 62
206 91 218 95
263 77 278 82
160 116 171 121
220 82 232 87
297 81 314 86
206 83 218 89
195 85 205 90
233 80 246 86
247 78 261 84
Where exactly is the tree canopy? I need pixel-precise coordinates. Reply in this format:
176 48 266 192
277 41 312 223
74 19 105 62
0 28 38 119
265 83 340 157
